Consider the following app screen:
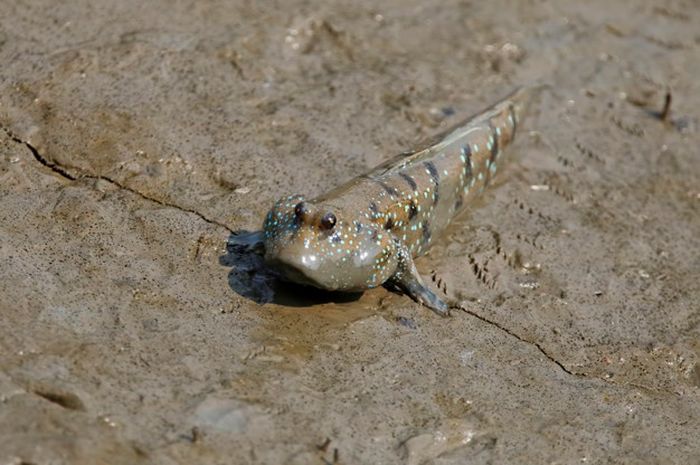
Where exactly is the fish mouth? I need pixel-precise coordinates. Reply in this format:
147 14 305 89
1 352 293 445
265 257 318 287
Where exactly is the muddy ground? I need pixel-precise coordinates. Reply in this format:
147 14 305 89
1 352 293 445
1 1 699 464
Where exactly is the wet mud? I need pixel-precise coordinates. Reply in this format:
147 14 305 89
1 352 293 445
1 1 699 464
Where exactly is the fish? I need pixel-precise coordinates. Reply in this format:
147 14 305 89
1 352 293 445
257 86 540 316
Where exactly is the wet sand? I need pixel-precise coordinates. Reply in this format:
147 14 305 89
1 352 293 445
1 1 699 463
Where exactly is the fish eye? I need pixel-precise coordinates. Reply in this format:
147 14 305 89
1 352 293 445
294 202 308 219
320 212 337 230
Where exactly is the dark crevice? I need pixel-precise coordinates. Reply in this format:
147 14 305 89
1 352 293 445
8 133 77 181
457 305 578 376
32 387 86 411
2 127 234 233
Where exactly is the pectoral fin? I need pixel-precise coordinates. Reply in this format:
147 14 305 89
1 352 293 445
386 241 451 317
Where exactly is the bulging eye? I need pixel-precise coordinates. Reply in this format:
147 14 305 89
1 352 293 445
294 202 308 219
320 212 337 230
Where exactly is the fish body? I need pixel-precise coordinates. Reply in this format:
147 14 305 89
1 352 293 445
261 86 537 315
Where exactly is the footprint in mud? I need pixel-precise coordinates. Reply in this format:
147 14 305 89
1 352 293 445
219 232 362 307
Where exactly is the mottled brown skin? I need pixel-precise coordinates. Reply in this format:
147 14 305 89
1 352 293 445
261 86 538 315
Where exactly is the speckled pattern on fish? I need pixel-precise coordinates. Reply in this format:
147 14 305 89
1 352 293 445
262 86 537 315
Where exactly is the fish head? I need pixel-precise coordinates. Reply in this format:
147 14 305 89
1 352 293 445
262 195 397 291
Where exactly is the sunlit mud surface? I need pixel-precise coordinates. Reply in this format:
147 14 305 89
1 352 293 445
1 1 699 463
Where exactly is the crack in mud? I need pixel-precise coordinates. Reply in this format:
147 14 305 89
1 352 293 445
6 131 77 181
457 305 578 376
458 306 671 395
2 127 234 234
91 174 235 234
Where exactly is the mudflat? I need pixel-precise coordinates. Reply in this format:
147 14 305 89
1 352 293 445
1 1 698 464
